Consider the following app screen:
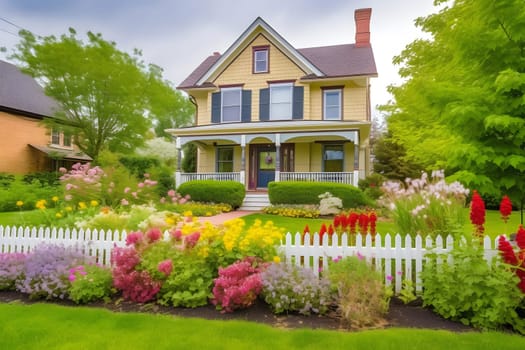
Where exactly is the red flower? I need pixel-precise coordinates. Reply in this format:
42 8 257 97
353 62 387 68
498 235 518 266
146 228 162 242
358 213 369 234
333 215 341 229
369 212 377 236
469 190 485 236
516 225 525 250
499 195 512 224
348 212 358 235
328 224 334 236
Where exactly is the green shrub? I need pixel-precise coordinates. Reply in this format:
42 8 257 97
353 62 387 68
421 243 525 333
22 172 61 187
118 155 160 178
0 173 15 189
177 180 245 208
358 173 385 200
0 178 62 212
268 181 371 208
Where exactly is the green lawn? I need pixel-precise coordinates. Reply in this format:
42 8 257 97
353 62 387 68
1 208 522 239
0 303 522 350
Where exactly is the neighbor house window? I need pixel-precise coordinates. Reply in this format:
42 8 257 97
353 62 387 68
323 88 342 120
253 46 269 73
63 132 72 147
221 87 241 122
270 83 293 120
216 147 234 172
323 144 344 172
51 129 60 145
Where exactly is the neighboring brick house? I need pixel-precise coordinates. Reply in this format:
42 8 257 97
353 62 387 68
168 8 376 197
0 60 91 174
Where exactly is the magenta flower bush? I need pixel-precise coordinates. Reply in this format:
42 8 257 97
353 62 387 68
15 243 93 299
212 257 267 313
261 263 333 315
0 253 26 290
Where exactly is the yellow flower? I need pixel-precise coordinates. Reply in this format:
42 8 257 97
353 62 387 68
35 199 47 210
65 206 73 212
78 202 87 210
183 210 193 217
90 200 99 207
16 201 24 207
273 256 281 263
55 212 63 218
100 206 110 214
165 217 175 226
52 196 59 202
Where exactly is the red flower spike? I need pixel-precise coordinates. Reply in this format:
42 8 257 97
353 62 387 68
340 214 348 229
500 195 512 223
328 224 334 236
333 215 341 228
358 213 369 234
303 225 310 234
369 212 377 236
516 225 525 250
320 223 327 235
469 190 485 236
348 212 358 234
498 235 519 266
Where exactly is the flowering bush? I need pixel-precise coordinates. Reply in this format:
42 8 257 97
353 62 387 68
0 253 26 290
263 204 320 218
68 264 115 304
498 225 525 293
261 262 332 315
16 243 93 299
212 257 266 313
379 170 469 237
326 255 391 329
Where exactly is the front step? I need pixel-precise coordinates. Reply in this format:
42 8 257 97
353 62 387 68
239 193 270 211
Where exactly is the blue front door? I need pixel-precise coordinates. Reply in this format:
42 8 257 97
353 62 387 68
257 149 276 188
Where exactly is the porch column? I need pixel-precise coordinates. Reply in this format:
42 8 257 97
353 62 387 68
240 135 246 186
175 137 182 188
353 142 360 187
275 133 281 182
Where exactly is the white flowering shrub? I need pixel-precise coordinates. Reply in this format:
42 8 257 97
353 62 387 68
379 170 469 237
318 192 342 215
136 138 178 164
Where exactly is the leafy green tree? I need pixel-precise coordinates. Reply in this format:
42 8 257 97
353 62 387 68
383 0 525 207
10 29 193 160
373 130 422 181
182 143 197 173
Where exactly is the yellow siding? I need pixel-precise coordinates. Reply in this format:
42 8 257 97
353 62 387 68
197 146 215 172
310 143 322 171
0 111 50 173
309 83 367 121
193 33 310 125
344 143 355 171
293 143 310 172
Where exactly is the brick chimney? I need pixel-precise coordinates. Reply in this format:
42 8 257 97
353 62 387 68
355 8 372 48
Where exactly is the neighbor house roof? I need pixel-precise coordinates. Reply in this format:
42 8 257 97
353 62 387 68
178 17 377 89
0 60 59 118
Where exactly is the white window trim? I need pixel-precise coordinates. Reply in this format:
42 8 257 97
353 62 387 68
269 83 293 121
323 89 342 120
254 49 268 73
221 87 242 123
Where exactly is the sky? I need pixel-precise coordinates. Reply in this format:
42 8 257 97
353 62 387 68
0 0 439 120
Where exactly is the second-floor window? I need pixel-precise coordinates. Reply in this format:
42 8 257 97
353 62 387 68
63 132 72 147
253 46 269 73
51 129 61 145
270 83 293 120
323 89 342 120
221 87 242 122
51 128 73 148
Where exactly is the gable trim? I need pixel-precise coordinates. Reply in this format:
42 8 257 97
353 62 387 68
196 17 324 85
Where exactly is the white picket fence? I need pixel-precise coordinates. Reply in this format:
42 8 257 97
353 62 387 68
0 225 501 294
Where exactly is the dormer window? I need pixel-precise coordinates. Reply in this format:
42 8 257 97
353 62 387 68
50 128 73 148
253 46 269 73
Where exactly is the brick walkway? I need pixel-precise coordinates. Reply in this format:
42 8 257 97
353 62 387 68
196 210 257 225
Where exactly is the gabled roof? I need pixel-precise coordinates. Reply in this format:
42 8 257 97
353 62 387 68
0 60 59 118
178 17 377 89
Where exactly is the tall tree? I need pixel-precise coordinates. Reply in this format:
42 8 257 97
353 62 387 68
11 29 193 160
383 0 525 205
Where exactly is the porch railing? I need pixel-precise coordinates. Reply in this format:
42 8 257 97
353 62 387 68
279 171 358 186
177 172 241 187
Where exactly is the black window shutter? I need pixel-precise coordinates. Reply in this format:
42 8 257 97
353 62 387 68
259 88 269 121
292 86 304 120
241 90 251 122
211 92 221 123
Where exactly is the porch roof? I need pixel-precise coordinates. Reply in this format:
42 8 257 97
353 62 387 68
29 144 92 162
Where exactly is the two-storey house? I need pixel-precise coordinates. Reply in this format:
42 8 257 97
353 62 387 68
168 8 376 201
0 60 91 174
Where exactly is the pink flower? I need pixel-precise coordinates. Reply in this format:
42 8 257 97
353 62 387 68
59 167 67 173
125 231 144 246
65 194 73 201
146 228 162 242
144 173 150 178
121 198 129 206
179 198 187 204
167 189 176 197
65 183 74 191
171 229 182 241
132 192 138 199
184 232 200 248
69 274 76 282
158 259 173 276
138 182 144 188
124 187 131 194
160 197 166 204
356 251 364 260
386 275 393 282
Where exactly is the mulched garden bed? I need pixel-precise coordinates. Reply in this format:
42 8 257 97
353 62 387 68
0 291 473 332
